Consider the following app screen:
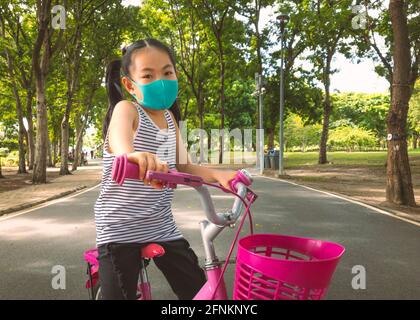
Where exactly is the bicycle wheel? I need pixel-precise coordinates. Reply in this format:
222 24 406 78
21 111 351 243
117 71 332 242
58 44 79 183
93 284 103 300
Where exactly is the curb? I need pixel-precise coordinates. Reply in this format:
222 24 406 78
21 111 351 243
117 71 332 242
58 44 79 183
260 173 420 226
0 185 88 217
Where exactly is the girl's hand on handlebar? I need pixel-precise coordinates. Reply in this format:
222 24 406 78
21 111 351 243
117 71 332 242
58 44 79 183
213 170 237 192
127 152 169 189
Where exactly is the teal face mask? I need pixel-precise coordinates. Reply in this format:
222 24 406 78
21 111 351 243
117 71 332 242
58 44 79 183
129 78 178 110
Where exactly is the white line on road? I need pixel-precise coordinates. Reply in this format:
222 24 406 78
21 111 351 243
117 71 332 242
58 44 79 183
259 175 420 228
0 184 101 222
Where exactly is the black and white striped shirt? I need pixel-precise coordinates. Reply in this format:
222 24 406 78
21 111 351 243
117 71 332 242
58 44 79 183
94 101 183 246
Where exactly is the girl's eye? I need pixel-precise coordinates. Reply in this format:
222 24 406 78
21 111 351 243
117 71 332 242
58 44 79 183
165 71 173 76
142 75 152 79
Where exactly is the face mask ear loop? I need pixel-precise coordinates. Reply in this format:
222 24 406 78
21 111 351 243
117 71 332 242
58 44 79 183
124 75 143 105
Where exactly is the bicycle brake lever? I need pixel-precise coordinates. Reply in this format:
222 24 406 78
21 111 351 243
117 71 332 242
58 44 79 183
146 170 203 188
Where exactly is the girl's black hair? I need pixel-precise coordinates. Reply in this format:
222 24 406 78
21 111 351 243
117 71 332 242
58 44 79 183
103 38 181 140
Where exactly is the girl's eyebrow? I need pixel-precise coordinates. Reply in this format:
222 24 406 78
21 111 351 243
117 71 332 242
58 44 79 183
140 64 173 72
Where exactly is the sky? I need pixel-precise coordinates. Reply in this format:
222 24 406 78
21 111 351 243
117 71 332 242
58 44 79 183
121 0 389 94
257 6 389 94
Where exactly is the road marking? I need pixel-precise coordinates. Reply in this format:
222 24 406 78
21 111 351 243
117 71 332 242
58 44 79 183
259 175 420 228
0 184 101 222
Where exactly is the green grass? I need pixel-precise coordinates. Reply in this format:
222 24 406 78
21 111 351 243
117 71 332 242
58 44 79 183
284 149 420 168
205 149 420 168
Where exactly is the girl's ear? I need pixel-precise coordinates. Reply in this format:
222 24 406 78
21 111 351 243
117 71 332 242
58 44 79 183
176 70 180 78
121 76 135 93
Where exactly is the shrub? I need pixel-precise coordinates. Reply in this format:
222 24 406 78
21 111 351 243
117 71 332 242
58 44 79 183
328 126 377 151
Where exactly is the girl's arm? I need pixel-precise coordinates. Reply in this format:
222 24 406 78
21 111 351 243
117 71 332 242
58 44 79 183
169 112 237 191
108 100 168 188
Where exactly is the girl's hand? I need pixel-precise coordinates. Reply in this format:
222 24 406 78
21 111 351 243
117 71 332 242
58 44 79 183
127 151 169 189
212 170 238 192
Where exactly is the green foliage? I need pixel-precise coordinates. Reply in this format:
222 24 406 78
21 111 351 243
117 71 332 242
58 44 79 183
328 126 378 152
331 93 389 142
0 149 18 166
408 80 420 134
284 113 321 152
225 79 255 130
0 147 9 157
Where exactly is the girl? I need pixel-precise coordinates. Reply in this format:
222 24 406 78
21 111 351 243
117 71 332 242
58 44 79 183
94 38 237 300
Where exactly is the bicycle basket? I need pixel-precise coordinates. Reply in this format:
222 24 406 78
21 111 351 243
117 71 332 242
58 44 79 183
233 234 345 300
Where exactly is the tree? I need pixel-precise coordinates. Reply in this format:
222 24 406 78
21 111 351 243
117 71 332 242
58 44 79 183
166 0 211 162
267 0 319 149
32 0 64 183
385 0 418 205
193 0 236 163
59 0 83 175
302 0 354 164
71 0 127 171
0 16 27 173
0 2 36 172
360 0 419 206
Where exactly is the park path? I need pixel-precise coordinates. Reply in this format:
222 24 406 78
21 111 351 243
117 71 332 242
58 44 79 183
0 171 419 299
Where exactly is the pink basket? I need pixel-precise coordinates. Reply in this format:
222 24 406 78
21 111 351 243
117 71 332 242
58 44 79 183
233 234 345 300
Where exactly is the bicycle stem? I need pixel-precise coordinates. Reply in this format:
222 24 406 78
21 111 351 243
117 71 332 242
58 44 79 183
194 183 248 268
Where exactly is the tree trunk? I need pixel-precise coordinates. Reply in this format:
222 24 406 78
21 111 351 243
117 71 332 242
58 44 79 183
60 100 72 175
32 80 48 183
412 132 418 149
47 134 54 167
61 19 83 175
267 128 274 150
25 89 35 170
199 93 205 164
52 138 58 166
58 132 62 159
72 111 88 171
16 97 27 174
319 97 331 164
319 58 332 164
219 53 226 164
32 0 53 184
386 0 416 206
4 49 27 174
11 85 27 174
0 157 3 178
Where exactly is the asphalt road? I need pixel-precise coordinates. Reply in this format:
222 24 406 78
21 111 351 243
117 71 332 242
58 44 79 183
0 175 419 300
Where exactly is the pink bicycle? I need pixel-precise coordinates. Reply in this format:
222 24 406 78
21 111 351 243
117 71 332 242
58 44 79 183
84 154 345 300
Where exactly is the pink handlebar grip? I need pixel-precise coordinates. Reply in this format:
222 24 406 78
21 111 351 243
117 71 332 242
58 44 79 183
111 154 140 185
229 169 252 192
111 155 254 198
111 154 203 188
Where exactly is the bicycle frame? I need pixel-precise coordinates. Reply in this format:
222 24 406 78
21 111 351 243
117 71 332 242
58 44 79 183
88 155 254 300
192 183 249 300
132 182 249 300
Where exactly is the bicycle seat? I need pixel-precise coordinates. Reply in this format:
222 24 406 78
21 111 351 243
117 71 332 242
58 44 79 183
141 243 165 259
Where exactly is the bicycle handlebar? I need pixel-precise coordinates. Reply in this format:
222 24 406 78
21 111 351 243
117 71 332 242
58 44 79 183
111 154 254 226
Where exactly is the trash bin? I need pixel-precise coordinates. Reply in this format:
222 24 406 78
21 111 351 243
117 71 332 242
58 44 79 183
264 154 270 169
268 150 279 170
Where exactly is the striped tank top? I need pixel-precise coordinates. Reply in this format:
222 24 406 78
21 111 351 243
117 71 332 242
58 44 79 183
94 101 183 246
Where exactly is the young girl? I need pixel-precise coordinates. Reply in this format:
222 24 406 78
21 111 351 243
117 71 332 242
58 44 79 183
94 38 237 300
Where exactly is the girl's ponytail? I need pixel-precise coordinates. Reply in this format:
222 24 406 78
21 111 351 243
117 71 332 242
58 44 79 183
103 59 123 141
